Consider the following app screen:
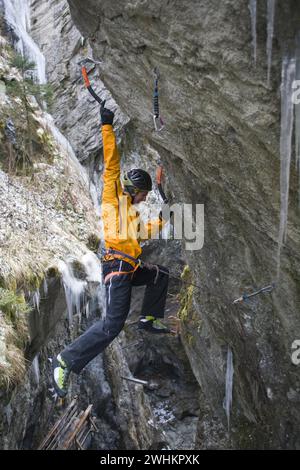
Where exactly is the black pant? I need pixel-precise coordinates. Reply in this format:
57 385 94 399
61 259 169 373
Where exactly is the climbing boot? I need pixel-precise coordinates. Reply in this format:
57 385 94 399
138 315 170 334
51 354 71 398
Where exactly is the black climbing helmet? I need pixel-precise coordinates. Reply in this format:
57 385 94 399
123 169 152 194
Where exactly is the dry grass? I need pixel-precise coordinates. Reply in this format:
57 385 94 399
0 288 31 388
0 314 27 389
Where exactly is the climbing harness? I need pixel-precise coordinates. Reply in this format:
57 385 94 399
101 248 142 267
153 67 164 131
101 248 202 290
233 283 275 304
156 166 169 204
79 58 103 105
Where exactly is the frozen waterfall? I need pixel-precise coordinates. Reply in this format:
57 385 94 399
277 56 295 277
266 0 276 86
249 0 257 65
3 0 46 84
295 32 300 207
223 347 234 431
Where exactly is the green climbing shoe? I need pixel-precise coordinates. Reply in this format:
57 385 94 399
51 354 71 398
138 315 170 334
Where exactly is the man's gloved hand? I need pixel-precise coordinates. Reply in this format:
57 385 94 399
100 100 114 125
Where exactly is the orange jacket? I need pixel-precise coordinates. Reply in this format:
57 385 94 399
101 125 163 267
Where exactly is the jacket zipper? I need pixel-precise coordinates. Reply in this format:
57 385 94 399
115 181 122 234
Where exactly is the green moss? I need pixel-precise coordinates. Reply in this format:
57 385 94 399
0 289 16 310
2 266 47 295
181 264 191 280
47 266 59 278
71 260 86 280
0 287 31 346
178 284 195 322
177 265 203 344
178 265 195 322
0 287 30 320
27 272 42 290
0 276 5 289
0 71 54 176
4 277 17 293
87 233 101 253
36 128 55 155
186 332 195 346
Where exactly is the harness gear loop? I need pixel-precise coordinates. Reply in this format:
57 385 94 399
141 262 160 284
153 67 164 132
153 264 160 284
101 248 202 290
104 262 140 285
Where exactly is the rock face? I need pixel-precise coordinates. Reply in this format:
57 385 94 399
1 0 300 450
28 0 167 213
0 0 200 450
66 0 300 449
29 0 128 162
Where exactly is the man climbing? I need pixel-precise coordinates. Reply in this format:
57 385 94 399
51 103 170 398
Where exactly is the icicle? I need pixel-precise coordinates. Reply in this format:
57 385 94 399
81 250 105 314
223 347 234 431
43 278 48 296
80 239 106 317
57 253 107 325
58 260 87 326
85 301 90 318
295 33 300 207
31 354 40 385
81 252 102 283
3 0 46 83
249 0 257 65
277 56 295 278
32 289 40 313
266 0 276 86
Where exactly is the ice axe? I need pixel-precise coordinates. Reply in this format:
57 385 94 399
78 57 103 105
